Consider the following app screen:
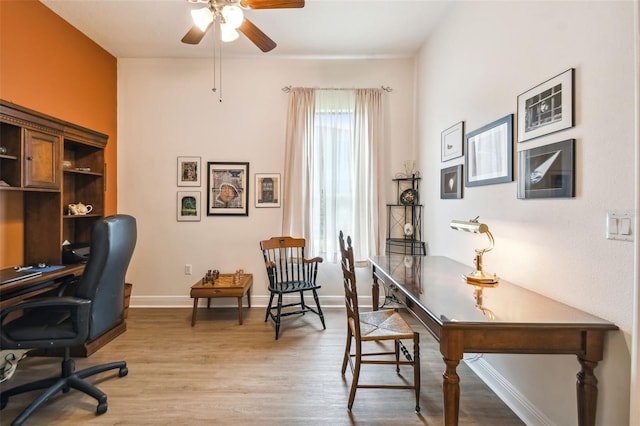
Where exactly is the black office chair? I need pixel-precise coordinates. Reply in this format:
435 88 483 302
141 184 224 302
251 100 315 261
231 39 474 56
0 214 137 425
259 236 326 340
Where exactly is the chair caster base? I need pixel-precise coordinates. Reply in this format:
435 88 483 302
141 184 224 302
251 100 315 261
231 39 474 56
96 401 108 415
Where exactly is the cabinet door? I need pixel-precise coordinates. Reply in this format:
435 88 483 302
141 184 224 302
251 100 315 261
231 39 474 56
23 129 61 189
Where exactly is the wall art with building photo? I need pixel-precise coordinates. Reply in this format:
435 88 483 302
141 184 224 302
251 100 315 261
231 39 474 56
255 173 281 208
177 191 201 221
465 114 513 187
207 162 249 216
517 68 574 143
441 165 462 199
177 156 201 187
517 139 575 199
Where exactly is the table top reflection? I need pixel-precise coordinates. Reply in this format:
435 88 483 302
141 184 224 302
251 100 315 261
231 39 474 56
369 255 616 328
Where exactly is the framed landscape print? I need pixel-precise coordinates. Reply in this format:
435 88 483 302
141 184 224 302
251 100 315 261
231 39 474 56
440 165 462 199
465 114 513 187
177 191 201 221
517 68 574 143
517 139 575 199
207 162 249 216
177 156 201 187
441 121 464 162
255 173 281 208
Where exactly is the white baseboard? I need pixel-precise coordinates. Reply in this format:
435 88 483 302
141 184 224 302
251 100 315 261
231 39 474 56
464 355 553 426
129 295 368 309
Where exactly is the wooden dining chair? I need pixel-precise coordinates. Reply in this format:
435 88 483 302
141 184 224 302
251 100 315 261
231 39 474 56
259 236 326 340
338 231 421 412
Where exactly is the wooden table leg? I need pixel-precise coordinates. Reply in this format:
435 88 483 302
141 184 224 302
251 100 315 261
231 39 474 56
247 287 251 309
191 297 199 326
576 357 599 426
443 357 461 425
237 296 243 325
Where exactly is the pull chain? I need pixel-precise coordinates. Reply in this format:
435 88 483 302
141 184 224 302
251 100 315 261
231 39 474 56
211 22 223 103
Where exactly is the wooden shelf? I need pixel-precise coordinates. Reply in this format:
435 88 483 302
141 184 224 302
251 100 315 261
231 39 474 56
1 99 108 265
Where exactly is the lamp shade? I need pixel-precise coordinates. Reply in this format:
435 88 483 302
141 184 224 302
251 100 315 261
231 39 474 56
221 5 244 29
450 220 489 234
191 7 214 32
220 23 239 42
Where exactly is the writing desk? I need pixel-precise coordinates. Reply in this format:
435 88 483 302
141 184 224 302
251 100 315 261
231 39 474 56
369 255 618 426
0 264 85 310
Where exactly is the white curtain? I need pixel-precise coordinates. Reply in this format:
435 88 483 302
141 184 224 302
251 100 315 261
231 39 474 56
282 88 385 263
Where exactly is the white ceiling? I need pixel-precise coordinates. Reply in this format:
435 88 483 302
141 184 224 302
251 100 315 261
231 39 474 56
39 0 454 59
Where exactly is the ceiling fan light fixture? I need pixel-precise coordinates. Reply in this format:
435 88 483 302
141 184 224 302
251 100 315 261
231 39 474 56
191 7 214 32
220 23 240 42
221 5 244 29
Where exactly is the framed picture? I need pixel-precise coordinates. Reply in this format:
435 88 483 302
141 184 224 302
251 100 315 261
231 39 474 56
177 191 201 221
465 114 513 187
440 165 463 199
255 173 281 208
441 121 464 162
517 139 575 199
177 156 201 187
207 162 249 216
517 68 574 143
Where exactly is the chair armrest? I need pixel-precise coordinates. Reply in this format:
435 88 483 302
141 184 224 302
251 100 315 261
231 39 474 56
1 296 91 322
303 257 323 264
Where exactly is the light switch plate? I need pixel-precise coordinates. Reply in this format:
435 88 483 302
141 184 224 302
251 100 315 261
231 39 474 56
606 211 634 241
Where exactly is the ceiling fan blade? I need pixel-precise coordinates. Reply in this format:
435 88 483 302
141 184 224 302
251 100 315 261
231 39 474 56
239 18 277 52
181 25 208 45
240 0 304 9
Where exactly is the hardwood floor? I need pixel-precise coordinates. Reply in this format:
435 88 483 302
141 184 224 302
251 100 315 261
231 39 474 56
1 307 524 425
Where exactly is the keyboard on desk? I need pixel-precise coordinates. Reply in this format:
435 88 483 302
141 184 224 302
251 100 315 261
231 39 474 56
0 269 43 286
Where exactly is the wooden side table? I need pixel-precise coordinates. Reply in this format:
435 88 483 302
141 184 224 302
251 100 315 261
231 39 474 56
190 273 252 326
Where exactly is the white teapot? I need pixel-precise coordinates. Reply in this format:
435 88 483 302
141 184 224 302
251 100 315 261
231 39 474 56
69 202 93 215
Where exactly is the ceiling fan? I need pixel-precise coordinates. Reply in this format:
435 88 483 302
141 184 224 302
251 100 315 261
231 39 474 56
181 0 305 53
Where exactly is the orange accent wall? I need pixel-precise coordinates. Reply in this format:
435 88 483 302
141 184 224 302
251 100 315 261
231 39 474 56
0 0 117 267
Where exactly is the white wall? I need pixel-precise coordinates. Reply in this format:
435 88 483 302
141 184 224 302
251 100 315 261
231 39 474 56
417 1 635 425
117 57 417 307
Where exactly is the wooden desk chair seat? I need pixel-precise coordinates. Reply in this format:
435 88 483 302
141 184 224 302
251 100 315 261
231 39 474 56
259 236 326 340
339 231 420 412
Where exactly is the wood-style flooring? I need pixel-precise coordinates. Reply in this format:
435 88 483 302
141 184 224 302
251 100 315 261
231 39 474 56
1 307 524 425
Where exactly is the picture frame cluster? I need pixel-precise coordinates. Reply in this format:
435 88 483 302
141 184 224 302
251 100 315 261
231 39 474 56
439 67 576 200
175 157 281 222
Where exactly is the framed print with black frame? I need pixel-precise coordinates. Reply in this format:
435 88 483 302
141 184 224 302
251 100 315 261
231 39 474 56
517 68 574 143
177 156 201 187
465 114 513 187
207 162 249 216
517 139 575 199
441 121 464 162
441 165 462 199
255 173 281 208
177 191 201 222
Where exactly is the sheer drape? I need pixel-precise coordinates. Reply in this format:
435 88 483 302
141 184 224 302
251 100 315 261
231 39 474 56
282 88 385 263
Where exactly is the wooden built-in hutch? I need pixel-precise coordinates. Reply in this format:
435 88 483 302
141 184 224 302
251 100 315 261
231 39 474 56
1 100 124 356
1 99 106 266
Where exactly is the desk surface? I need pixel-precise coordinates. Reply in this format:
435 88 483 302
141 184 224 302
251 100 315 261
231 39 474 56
0 264 85 309
369 255 617 426
369 255 616 328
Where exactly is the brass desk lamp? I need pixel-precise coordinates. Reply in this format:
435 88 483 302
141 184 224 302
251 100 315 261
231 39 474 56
450 217 499 287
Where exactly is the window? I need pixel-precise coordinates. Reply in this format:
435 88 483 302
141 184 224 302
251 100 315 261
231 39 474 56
282 88 385 263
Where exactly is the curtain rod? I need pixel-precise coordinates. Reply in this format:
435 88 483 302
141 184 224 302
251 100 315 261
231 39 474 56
281 86 392 93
